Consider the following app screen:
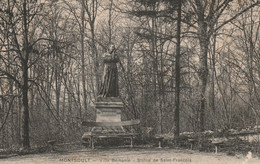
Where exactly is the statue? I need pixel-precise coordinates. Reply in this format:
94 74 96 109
98 44 119 98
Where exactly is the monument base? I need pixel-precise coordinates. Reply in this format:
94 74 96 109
81 97 140 148
95 97 123 122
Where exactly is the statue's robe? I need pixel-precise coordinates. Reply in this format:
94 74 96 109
98 51 119 97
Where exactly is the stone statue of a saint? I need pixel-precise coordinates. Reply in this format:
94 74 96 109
98 44 119 98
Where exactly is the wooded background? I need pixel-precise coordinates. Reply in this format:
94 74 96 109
0 0 260 150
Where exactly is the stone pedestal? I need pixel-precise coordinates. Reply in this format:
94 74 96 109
95 97 123 122
82 97 139 148
91 97 124 133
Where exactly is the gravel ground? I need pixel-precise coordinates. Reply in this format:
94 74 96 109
1 147 260 164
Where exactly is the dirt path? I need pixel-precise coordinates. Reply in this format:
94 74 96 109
1 147 259 164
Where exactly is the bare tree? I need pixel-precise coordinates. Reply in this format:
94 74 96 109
186 0 260 131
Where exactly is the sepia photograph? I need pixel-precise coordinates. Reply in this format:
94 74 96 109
0 0 260 163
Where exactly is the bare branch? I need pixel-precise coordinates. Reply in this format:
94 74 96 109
216 1 260 32
0 70 22 88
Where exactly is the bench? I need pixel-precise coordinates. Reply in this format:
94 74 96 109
211 139 225 154
188 138 197 150
155 136 164 148
47 140 56 151
81 120 140 149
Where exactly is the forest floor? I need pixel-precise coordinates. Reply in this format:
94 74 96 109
1 146 260 164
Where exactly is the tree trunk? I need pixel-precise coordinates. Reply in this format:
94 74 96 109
21 0 30 149
81 1 87 119
174 0 181 137
21 65 29 149
198 20 209 132
210 28 217 112
91 0 98 95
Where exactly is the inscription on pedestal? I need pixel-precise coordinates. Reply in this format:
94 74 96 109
95 98 123 122
96 108 121 122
